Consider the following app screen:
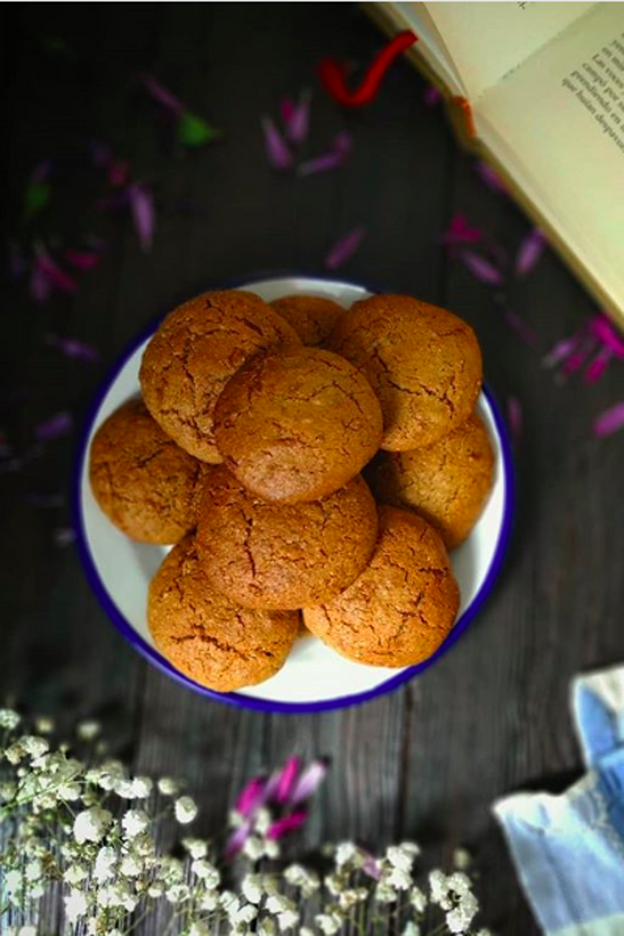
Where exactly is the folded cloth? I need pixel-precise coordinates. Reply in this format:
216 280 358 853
494 665 624 936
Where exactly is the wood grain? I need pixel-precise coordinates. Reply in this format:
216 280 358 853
2 5 624 934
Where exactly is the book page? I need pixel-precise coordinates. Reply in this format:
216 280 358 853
476 4 624 318
424 1 593 101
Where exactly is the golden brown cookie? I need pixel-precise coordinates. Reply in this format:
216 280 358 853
89 398 208 544
368 413 494 549
303 506 459 668
214 347 383 503
139 290 300 463
328 294 482 451
270 294 345 347
196 467 378 609
148 536 299 692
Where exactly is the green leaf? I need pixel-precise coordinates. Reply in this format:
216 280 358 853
23 182 51 222
177 111 223 147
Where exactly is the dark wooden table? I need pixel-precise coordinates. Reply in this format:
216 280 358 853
2 5 624 934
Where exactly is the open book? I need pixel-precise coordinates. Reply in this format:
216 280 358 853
369 2 624 328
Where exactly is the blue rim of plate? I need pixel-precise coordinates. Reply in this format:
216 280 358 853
72 274 515 715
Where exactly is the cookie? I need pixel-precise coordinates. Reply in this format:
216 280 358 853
328 294 482 450
214 347 383 503
196 467 378 609
139 290 300 463
303 506 459 668
368 413 494 549
270 294 345 347
148 535 299 692
89 397 208 544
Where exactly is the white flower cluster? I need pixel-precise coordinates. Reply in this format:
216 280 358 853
0 711 492 936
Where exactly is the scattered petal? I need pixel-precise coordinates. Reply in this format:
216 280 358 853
584 348 612 384
236 777 267 816
298 131 352 176
543 334 581 369
457 249 504 286
275 757 300 804
267 810 307 840
319 31 418 107
474 160 507 194
139 73 183 115
590 313 624 359
441 213 482 247
284 89 311 145
594 401 624 437
506 397 522 445
224 820 252 860
325 226 366 270
424 85 442 107
515 228 546 277
177 111 222 147
35 247 78 294
63 249 102 270
54 527 76 548
289 760 328 805
563 338 594 376
46 333 99 363
128 184 155 252
35 411 73 442
261 116 293 171
280 96 296 126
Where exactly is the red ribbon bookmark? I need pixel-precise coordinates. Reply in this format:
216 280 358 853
319 30 418 107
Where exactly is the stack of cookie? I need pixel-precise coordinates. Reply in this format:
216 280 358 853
89 289 494 692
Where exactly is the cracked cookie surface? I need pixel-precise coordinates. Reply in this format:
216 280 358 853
270 294 345 347
214 347 383 503
367 413 494 549
196 467 378 609
139 290 301 463
89 397 209 544
303 506 459 668
328 294 482 451
148 535 299 692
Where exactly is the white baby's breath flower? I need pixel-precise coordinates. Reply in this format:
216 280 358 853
453 847 472 870
242 835 265 861
429 869 451 908
315 911 343 935
5 742 25 764
241 873 264 904
182 837 208 859
167 883 191 904
58 781 81 801
277 909 299 931
132 776 153 798
229 808 245 827
475 930 492 936
446 890 479 933
386 843 419 871
254 806 272 835
25 859 42 881
73 807 112 844
157 776 180 796
284 863 320 896
0 708 21 730
94 846 117 883
300 929 315 936
0 780 16 801
339 887 368 910
402 924 421 936
220 890 241 915
386 866 413 890
65 890 88 923
199 890 219 911
147 881 164 898
85 760 124 791
410 884 427 912
17 928 38 936
375 881 398 903
122 809 150 838
5 869 23 898
120 854 143 877
34 716 54 734
264 838 280 859
174 795 198 824
189 924 210 936
159 856 184 885
266 894 296 917
64 864 88 885
257 920 277 936
114 778 136 799
191 858 220 888
77 720 101 741
335 841 364 868
232 904 258 925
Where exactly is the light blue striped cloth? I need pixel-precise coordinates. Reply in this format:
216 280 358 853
495 665 624 936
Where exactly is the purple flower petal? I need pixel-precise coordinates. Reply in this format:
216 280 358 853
362 853 382 880
285 89 311 145
139 73 183 116
235 777 267 816
563 338 595 376
298 131 352 177
325 226 366 270
261 116 293 171
590 313 624 359
63 249 102 270
129 184 155 252
584 348 612 384
515 228 546 277
543 334 581 369
506 397 522 445
504 310 539 346
289 760 327 805
223 820 252 860
594 401 624 437
280 96 296 126
36 248 78 294
266 810 307 840
54 527 76 548
424 85 442 107
442 213 482 247
46 333 99 363
457 249 505 285
35 410 73 442
275 757 300 804
474 160 507 194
